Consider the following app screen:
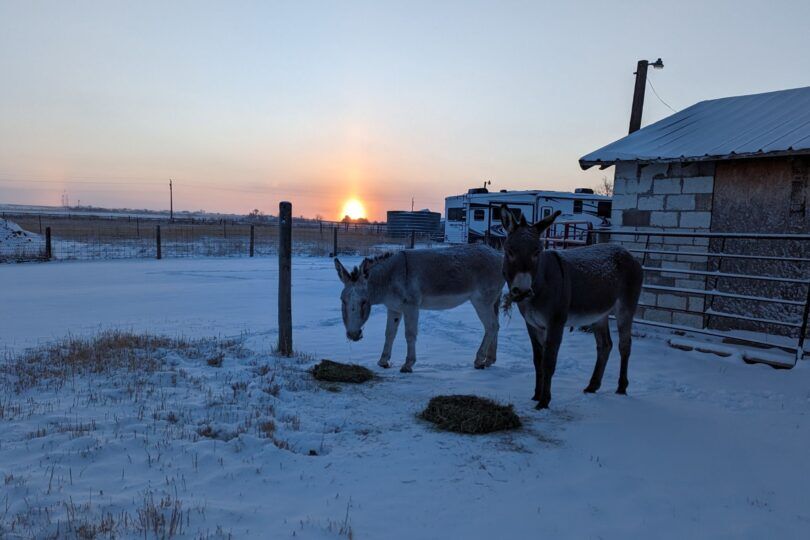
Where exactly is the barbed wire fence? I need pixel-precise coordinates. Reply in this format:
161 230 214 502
0 212 441 263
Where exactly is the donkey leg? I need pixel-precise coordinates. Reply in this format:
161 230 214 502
538 324 564 409
616 309 633 394
400 307 419 373
526 323 545 401
617 261 642 394
484 295 501 366
378 309 401 368
584 316 612 393
472 298 498 369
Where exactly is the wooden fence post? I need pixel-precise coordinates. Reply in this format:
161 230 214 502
249 225 255 257
45 227 52 260
278 202 293 355
331 226 338 257
409 230 415 249
156 225 162 259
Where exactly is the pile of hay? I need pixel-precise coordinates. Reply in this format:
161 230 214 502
420 395 521 434
501 289 531 317
312 359 374 383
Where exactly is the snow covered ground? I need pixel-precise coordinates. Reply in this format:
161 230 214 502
1 256 809 538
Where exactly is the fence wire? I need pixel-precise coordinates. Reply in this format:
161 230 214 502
0 214 439 262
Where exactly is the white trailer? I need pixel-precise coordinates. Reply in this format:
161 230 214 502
444 188 611 244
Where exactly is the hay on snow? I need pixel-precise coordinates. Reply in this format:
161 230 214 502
420 394 521 434
312 359 374 383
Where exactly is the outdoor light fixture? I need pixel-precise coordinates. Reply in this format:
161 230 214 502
650 58 664 70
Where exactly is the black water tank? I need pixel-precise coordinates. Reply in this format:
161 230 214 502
386 210 442 239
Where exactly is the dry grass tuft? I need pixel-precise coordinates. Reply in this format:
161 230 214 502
420 395 522 434
197 425 216 439
312 359 373 384
134 491 184 538
53 490 187 539
2 331 172 392
254 364 271 376
272 438 291 451
206 353 224 367
259 420 276 437
1 330 245 394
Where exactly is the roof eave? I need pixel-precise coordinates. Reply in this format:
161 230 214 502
579 148 810 170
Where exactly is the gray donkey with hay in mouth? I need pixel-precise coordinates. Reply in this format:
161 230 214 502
499 205 643 409
334 244 504 372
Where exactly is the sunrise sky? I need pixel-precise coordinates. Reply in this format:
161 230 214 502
1 1 809 221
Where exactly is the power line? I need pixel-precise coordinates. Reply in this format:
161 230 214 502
647 78 677 113
0 176 422 205
0 177 165 185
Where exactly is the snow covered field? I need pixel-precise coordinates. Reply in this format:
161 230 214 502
1 257 809 538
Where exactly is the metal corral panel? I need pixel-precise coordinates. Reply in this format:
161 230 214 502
580 86 810 169
386 210 442 239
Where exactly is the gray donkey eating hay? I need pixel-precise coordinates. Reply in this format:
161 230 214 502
499 205 643 409
334 245 504 372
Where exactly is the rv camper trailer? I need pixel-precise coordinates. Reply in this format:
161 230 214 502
444 187 611 244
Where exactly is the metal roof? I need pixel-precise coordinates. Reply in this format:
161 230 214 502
579 86 810 169
454 189 611 200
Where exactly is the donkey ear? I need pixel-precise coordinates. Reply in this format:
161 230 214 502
500 204 518 234
334 258 351 284
359 259 370 279
534 210 561 233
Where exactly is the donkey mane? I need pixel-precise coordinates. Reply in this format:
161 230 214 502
350 252 395 281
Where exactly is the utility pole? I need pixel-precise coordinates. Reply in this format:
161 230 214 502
411 197 414 212
169 179 174 221
629 58 664 134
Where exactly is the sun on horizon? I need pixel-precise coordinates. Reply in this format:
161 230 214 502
341 198 367 220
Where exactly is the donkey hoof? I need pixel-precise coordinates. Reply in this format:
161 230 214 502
484 358 496 367
474 363 486 370
531 394 541 401
616 388 627 395
583 385 599 394
400 365 413 374
535 402 549 410
377 360 391 368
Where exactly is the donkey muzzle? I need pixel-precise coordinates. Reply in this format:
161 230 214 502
509 272 534 299
509 287 534 302
347 330 363 341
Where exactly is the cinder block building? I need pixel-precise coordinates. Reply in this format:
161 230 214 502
579 86 810 334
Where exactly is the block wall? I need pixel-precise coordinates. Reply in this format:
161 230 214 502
611 161 716 328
